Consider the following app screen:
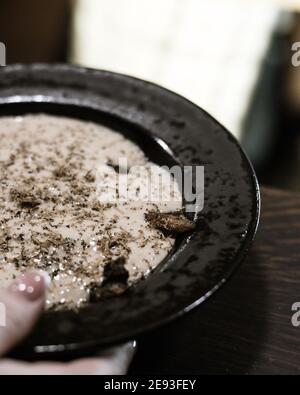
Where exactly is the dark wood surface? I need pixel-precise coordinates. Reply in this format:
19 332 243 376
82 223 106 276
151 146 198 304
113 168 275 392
130 188 300 375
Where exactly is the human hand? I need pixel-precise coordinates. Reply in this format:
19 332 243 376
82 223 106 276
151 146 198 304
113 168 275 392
0 273 135 375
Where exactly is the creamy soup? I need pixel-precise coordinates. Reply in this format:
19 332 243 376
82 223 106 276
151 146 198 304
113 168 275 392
0 114 192 310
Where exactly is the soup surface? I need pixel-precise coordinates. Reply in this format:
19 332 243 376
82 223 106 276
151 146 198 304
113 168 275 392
0 114 183 310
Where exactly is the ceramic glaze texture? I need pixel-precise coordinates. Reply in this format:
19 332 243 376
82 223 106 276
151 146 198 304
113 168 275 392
0 65 260 356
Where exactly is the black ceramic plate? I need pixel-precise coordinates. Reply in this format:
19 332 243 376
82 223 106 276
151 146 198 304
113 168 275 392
0 64 260 357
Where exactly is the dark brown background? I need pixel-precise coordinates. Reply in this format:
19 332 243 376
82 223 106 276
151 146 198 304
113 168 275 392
0 0 71 63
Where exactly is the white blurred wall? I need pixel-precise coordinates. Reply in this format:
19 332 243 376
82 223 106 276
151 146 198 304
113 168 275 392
71 0 280 139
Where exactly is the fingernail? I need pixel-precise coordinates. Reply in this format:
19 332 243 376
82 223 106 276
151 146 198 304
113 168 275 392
38 270 51 289
9 272 46 301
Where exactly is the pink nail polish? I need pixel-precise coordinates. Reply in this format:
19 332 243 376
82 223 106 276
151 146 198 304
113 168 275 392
9 272 46 301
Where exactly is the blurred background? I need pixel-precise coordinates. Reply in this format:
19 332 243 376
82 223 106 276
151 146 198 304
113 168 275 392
0 0 300 191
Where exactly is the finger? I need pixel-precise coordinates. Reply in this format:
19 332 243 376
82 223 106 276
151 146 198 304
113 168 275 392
0 342 136 375
0 358 117 375
95 341 137 375
0 272 47 356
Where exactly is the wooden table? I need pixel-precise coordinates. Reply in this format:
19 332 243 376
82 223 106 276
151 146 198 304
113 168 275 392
129 188 300 375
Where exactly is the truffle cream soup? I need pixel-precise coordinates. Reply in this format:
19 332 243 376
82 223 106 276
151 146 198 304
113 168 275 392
0 114 194 310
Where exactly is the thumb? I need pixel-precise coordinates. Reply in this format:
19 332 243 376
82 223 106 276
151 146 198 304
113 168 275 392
0 272 47 356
